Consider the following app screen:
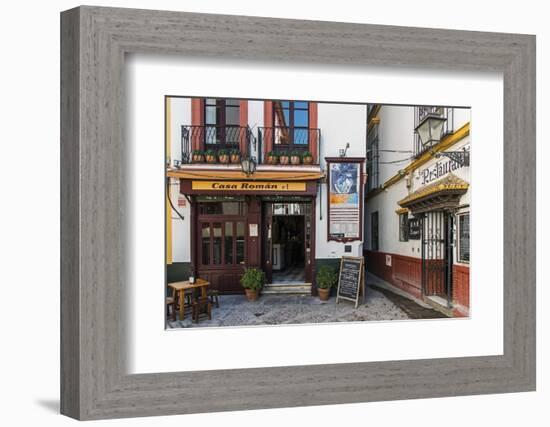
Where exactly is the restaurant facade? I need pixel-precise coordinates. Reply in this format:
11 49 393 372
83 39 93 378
166 97 367 295
363 105 471 317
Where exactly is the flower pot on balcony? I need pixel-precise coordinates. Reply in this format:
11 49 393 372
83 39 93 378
302 151 313 165
266 151 278 165
217 149 229 164
290 155 301 165
205 154 217 164
279 153 290 165
230 153 241 164
192 150 205 163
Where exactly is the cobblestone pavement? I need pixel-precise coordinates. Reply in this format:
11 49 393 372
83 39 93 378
167 286 410 329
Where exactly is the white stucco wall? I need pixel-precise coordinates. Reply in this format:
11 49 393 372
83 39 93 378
363 105 471 267
315 102 367 259
168 97 191 263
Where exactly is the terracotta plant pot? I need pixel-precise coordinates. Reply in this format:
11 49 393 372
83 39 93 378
244 288 259 301
318 287 330 301
230 154 241 164
206 155 217 164
267 156 277 165
290 155 301 165
192 154 204 163
219 155 230 164
302 156 313 165
279 156 290 165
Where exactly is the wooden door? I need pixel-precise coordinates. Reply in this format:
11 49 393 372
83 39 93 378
262 202 273 284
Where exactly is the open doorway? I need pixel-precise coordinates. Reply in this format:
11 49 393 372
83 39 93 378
263 201 313 287
271 215 305 283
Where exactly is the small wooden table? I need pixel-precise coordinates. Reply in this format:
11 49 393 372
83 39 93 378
168 279 210 321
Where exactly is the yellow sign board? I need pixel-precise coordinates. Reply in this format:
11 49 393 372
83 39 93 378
191 181 306 192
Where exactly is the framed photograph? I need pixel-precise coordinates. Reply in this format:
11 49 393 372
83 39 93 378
61 6 535 420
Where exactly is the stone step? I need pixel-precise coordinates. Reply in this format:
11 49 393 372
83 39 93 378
424 295 453 317
262 283 312 294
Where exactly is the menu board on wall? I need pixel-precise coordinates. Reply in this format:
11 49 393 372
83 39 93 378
327 159 364 242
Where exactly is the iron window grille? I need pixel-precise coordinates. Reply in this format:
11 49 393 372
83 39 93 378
457 212 470 263
367 121 380 191
371 211 379 251
399 213 409 242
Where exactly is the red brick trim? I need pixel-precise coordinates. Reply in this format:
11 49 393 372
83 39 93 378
191 98 204 151
263 101 273 157
309 102 318 162
239 100 248 154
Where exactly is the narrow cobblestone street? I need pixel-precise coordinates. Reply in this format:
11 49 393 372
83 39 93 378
167 285 411 329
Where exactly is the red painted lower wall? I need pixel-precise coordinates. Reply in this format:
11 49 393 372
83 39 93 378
365 250 470 316
365 250 422 299
452 264 470 317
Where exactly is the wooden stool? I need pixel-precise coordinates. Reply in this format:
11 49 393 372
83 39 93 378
207 289 219 308
192 297 212 323
165 296 176 321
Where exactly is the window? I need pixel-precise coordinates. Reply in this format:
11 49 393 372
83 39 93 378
198 201 247 216
272 101 309 148
199 220 246 266
371 211 379 251
458 212 470 263
198 200 247 267
204 98 241 146
399 213 409 242
367 120 379 191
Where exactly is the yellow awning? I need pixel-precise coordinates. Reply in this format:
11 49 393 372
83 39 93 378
398 173 469 213
167 167 324 181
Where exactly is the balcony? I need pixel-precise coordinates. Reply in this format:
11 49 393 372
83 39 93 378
178 125 321 166
257 127 321 165
180 125 254 164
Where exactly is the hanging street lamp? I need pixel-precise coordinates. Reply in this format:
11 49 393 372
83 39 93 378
415 112 447 148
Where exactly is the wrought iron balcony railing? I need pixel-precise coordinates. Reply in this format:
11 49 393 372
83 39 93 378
257 127 321 164
180 125 254 164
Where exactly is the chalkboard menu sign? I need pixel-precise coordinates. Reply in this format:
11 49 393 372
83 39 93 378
336 256 365 308
408 218 421 240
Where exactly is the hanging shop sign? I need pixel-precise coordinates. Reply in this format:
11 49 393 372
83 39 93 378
326 158 365 242
419 145 470 185
191 181 306 192
336 256 365 309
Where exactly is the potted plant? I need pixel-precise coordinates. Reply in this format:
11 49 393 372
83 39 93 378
290 150 302 165
278 150 290 165
316 265 338 301
229 148 241 164
205 149 217 164
192 149 205 163
218 148 230 164
302 150 313 165
240 267 264 301
266 151 278 165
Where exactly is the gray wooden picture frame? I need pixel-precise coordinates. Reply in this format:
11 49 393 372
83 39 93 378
60 6 536 421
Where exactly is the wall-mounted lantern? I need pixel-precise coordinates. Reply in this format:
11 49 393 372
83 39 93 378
241 156 257 176
415 113 447 148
